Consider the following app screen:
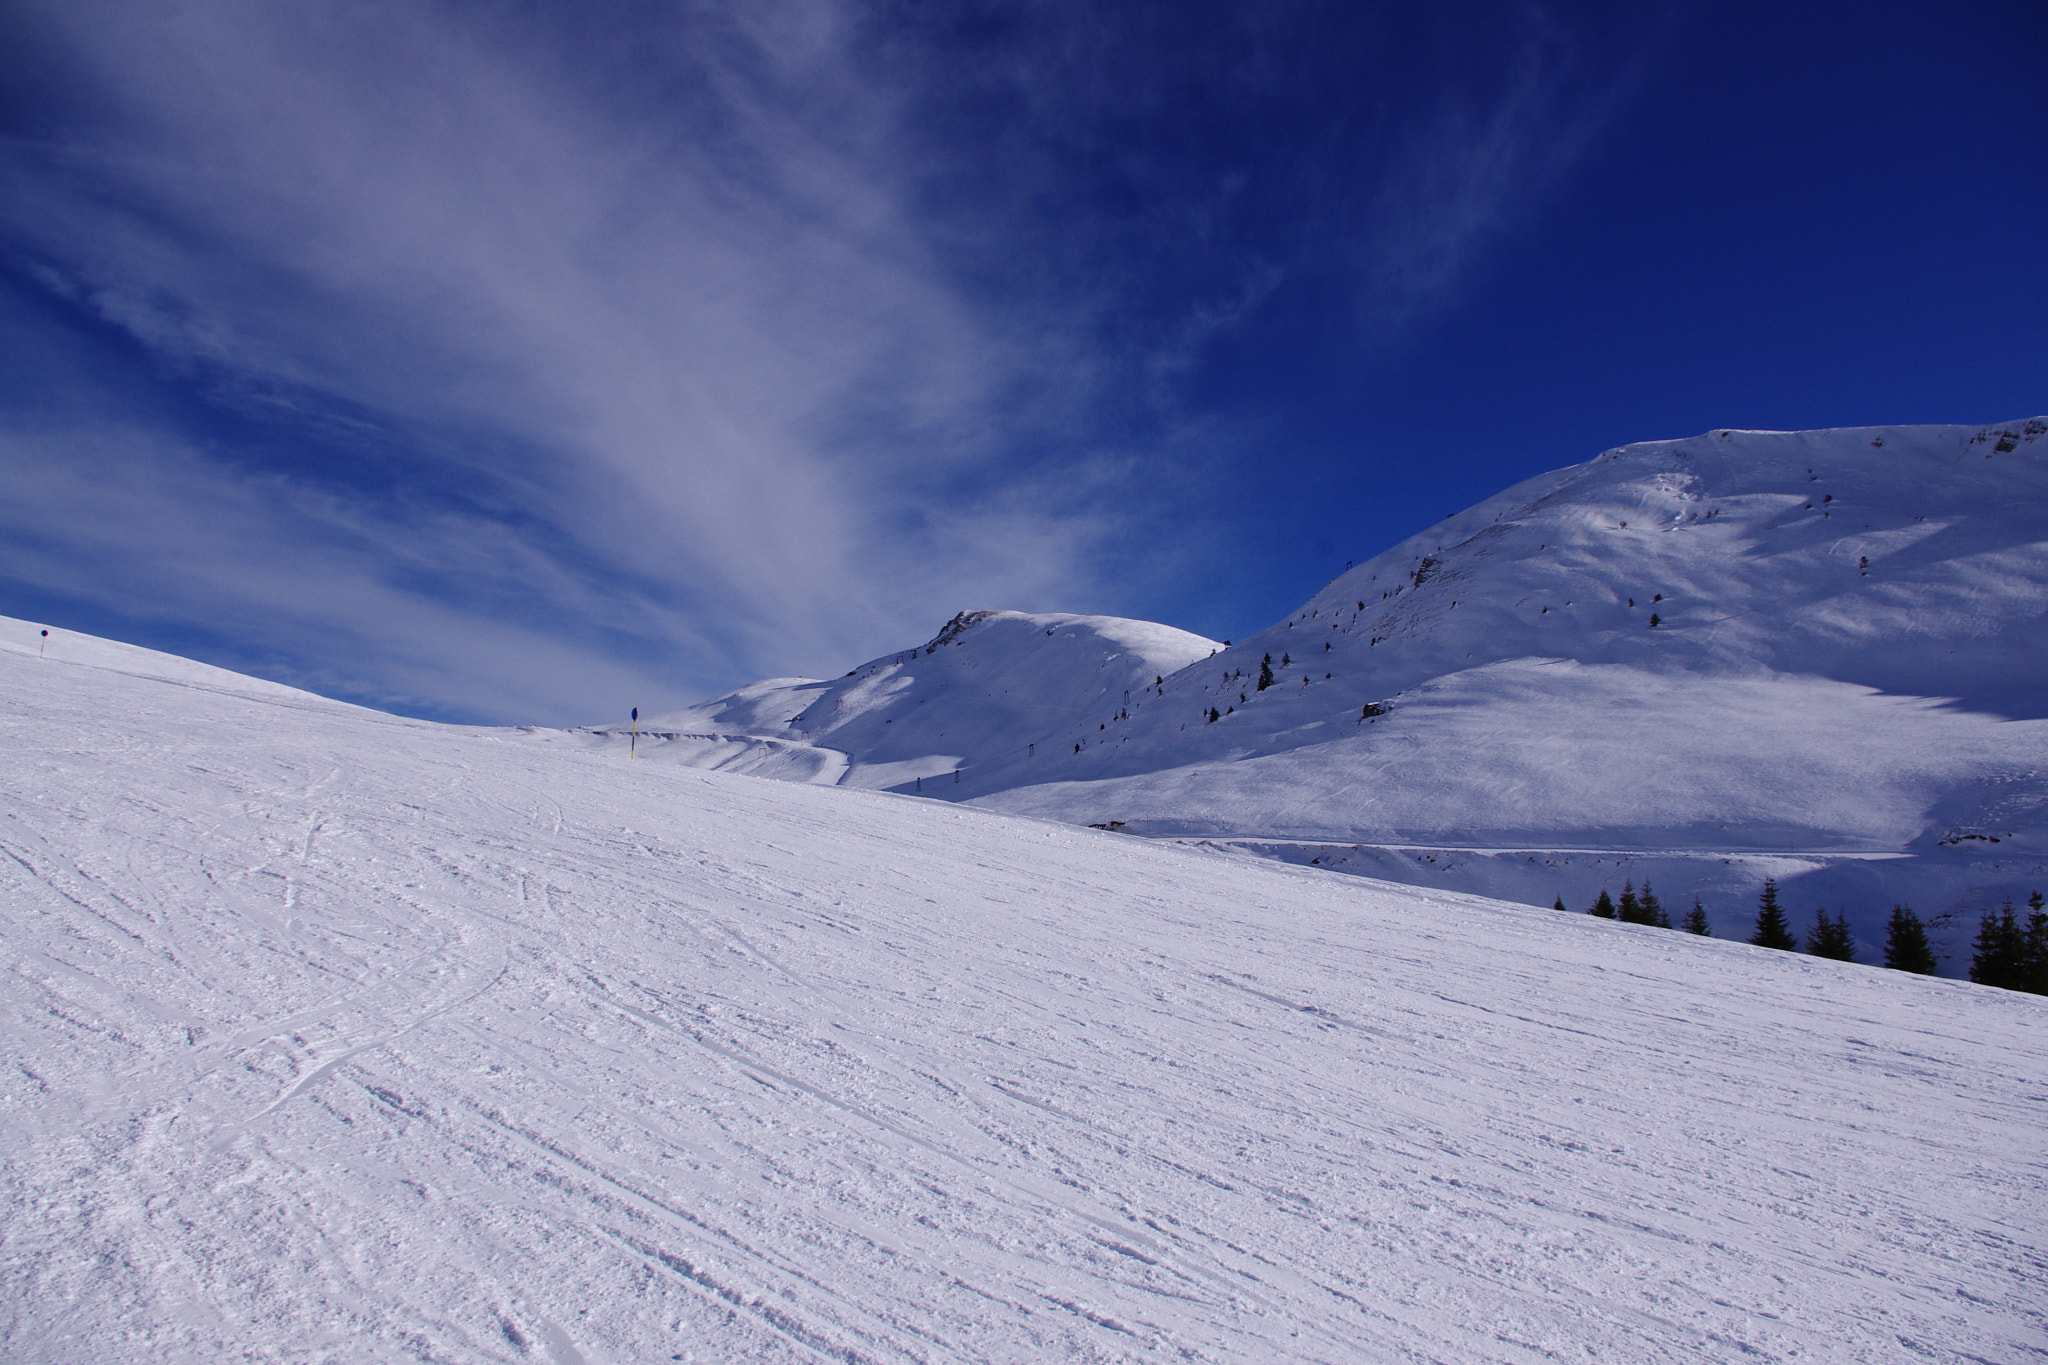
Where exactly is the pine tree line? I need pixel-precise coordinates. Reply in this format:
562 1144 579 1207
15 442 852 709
1966 893 2048 993
1745 876 1944 974
1562 873 2048 993
1571 879 1704 933
1575 880 1687 930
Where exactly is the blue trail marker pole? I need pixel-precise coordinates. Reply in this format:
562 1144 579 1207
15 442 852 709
630 707 638 758
39 629 48 658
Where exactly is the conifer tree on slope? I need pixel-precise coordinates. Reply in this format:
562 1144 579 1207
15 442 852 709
1640 880 1671 929
2024 893 2048 995
1617 882 1647 924
1970 892 2048 995
1553 896 1568 912
1257 654 1275 691
1749 878 1796 950
1588 889 1617 919
1970 901 2022 989
1681 899 1711 936
1805 907 1855 961
1882 905 1937 975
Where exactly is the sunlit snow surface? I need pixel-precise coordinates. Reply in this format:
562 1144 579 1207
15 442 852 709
3 622 2044 1362
565 421 2048 960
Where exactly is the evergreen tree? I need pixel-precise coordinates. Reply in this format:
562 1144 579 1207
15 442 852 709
1617 881 1646 923
1640 880 1671 929
1882 905 1936 975
2024 892 2048 995
1805 907 1855 961
1553 895 1568 912
1970 901 2023 988
1681 899 1711 936
1749 878 1796 950
1588 889 1617 919
1256 654 1275 691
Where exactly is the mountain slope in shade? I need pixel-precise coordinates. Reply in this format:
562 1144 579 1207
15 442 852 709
2 616 2043 1363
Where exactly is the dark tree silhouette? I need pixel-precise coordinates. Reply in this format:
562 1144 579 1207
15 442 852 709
1681 900 1711 936
1805 908 1855 961
1640 880 1671 929
2024 893 2048 995
1617 882 1647 924
1882 905 1936 975
1971 901 2023 989
1749 878 1796 951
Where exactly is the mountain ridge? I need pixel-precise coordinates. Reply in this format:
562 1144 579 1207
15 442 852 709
540 418 2048 959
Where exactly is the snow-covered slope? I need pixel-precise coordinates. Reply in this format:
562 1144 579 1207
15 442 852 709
538 420 2048 958
955 419 2048 952
970 420 2048 786
3 618 2044 1363
3 619 353 706
550 610 1221 793
1215 417 2048 716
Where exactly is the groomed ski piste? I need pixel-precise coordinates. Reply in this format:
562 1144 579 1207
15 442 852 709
3 616 2043 1363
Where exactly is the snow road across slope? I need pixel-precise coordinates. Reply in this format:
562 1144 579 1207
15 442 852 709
2 620 2045 1363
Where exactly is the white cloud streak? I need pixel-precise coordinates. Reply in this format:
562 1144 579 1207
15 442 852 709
1362 5 1671 330
0 0 1660 722
0 419 671 720
2 0 1106 719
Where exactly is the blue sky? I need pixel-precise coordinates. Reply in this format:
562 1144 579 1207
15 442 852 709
1 0 2042 724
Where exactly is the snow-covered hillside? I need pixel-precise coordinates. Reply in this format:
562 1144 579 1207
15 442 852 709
544 420 2048 961
970 419 2048 954
546 610 1220 793
4 618 2044 1363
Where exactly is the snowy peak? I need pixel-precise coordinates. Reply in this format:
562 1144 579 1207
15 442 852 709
1253 418 2048 710
639 609 1220 792
1070 418 2048 771
536 420 2048 954
956 421 2048 953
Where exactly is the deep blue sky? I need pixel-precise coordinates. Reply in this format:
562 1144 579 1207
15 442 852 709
2 0 2042 724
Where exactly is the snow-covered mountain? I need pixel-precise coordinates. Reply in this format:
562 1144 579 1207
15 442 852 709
539 609 1221 793
974 419 2048 953
555 419 2048 963
4 615 2043 1363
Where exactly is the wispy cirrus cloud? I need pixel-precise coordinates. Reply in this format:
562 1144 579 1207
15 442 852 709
0 0 1662 722
0 0 1109 718
1360 4 1674 331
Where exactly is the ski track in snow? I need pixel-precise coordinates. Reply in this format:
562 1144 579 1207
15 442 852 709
2 630 2045 1363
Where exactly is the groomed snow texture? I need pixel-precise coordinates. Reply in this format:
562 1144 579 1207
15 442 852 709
3 620 2044 1362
